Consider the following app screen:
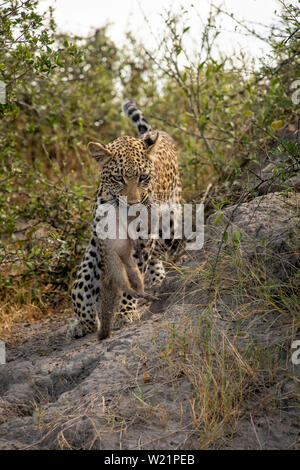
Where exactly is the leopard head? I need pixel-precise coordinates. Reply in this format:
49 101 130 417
88 131 159 206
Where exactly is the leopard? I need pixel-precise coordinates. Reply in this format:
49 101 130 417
67 99 182 339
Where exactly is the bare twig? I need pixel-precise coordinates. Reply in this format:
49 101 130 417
149 114 228 143
200 183 213 205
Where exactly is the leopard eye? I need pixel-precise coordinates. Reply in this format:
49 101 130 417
139 174 151 183
112 175 125 184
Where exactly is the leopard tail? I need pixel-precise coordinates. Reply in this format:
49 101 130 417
122 99 152 135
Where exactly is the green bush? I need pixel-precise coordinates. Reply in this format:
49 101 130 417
0 0 299 325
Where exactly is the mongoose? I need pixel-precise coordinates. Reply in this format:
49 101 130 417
97 205 156 340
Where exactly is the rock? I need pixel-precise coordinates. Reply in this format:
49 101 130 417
0 191 299 450
255 155 300 194
207 192 300 281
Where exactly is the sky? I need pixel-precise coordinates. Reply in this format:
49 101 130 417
38 0 284 61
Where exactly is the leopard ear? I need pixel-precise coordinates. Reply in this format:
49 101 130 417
141 131 159 160
88 142 113 166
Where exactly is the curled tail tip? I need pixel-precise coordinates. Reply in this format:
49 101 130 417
122 98 136 115
122 98 152 135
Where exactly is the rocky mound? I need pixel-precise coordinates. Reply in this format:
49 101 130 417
0 192 299 450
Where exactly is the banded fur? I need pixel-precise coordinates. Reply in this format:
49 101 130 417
122 99 152 135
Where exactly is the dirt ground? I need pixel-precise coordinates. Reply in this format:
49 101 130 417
1 192 299 450
0 269 299 450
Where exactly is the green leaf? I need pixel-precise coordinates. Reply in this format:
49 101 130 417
213 212 223 225
232 231 242 243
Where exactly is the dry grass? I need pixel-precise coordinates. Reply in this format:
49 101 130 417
0 303 45 339
125 239 300 449
0 259 74 339
0 287 72 340
1 198 299 450
129 314 265 449
0 302 73 341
